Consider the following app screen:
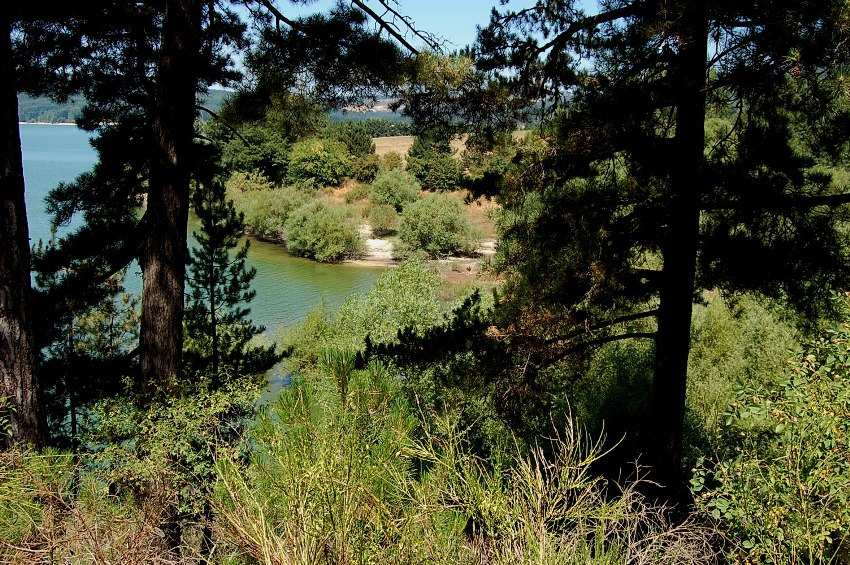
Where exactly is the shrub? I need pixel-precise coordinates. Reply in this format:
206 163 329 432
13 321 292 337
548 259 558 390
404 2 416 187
286 138 352 186
284 200 362 262
368 204 398 237
380 151 404 171
407 151 464 191
369 168 420 212
230 184 314 241
329 120 376 157
224 170 275 194
213 363 716 564
344 182 371 204
351 153 380 182
396 194 479 259
693 315 850 564
221 124 289 182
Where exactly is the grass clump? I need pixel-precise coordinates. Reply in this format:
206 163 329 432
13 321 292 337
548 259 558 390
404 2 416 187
213 358 717 564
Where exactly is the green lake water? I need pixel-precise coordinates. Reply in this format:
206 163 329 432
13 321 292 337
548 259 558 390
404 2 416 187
20 124 383 367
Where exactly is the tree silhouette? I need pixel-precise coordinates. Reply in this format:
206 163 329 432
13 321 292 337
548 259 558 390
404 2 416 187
474 0 850 493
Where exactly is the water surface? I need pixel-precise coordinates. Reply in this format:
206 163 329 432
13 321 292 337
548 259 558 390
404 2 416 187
20 124 382 337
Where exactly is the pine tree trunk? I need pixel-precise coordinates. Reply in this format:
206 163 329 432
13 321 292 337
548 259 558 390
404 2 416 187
649 1 707 494
139 0 201 399
0 18 42 449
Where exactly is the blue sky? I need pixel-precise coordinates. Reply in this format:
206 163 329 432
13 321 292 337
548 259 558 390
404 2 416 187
286 1 599 50
285 0 503 49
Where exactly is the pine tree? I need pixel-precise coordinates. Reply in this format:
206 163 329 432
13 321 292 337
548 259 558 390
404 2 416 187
470 0 850 492
184 177 278 389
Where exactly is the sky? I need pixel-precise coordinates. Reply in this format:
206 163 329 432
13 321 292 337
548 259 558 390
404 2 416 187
285 0 600 51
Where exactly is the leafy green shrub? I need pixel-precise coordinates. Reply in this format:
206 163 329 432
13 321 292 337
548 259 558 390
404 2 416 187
351 153 380 182
380 151 404 171
407 150 464 191
693 318 850 564
225 170 275 193
368 204 398 237
229 184 314 241
344 182 371 203
286 138 352 186
687 295 799 442
329 120 376 157
221 124 289 182
213 363 716 564
369 168 420 212
396 194 479 258
284 200 362 262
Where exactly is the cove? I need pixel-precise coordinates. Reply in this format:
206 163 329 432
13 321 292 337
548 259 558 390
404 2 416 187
20 123 384 341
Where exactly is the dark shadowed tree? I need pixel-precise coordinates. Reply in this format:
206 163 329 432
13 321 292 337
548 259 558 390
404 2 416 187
184 173 279 388
0 14 41 447
469 0 850 493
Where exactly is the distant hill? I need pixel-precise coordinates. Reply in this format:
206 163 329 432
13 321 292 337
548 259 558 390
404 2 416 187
17 89 411 125
17 88 234 124
17 94 86 123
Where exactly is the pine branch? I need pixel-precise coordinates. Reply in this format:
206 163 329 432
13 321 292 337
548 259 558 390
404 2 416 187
548 331 657 364
542 309 659 346
702 192 850 211
195 104 250 146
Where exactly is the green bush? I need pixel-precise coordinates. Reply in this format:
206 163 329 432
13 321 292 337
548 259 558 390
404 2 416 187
396 194 479 259
368 204 398 237
329 120 376 157
284 200 362 262
693 318 850 564
225 170 275 193
287 138 353 186
344 182 371 204
369 168 421 212
212 362 716 564
221 124 289 182
380 151 404 171
407 151 464 191
229 184 314 241
351 153 381 182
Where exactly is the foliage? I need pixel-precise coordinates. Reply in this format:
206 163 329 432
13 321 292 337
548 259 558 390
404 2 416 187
687 295 799 446
286 138 352 186
407 149 464 191
337 117 413 138
224 170 275 194
369 168 420 212
396 194 479 259
467 0 850 484
227 181 314 241
185 180 279 387
380 151 404 171
351 153 380 182
693 313 850 563
367 203 398 237
328 120 375 157
0 396 14 439
283 200 362 262
213 363 716 564
280 261 443 370
220 124 289 182
344 182 371 203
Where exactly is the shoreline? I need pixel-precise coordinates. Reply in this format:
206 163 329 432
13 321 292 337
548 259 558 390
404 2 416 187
19 122 77 126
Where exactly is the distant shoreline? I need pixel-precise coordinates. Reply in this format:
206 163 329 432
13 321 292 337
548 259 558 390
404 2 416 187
19 122 76 126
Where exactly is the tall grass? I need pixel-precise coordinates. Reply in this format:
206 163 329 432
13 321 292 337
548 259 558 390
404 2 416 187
213 361 717 564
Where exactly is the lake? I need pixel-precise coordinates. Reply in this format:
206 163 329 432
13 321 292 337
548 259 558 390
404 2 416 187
19 124 384 337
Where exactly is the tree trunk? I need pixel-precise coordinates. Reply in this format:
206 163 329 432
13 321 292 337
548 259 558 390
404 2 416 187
139 0 201 399
0 18 42 449
649 1 707 494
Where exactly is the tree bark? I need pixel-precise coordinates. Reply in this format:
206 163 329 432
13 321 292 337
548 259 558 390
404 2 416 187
649 1 707 494
139 0 201 399
0 18 43 448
